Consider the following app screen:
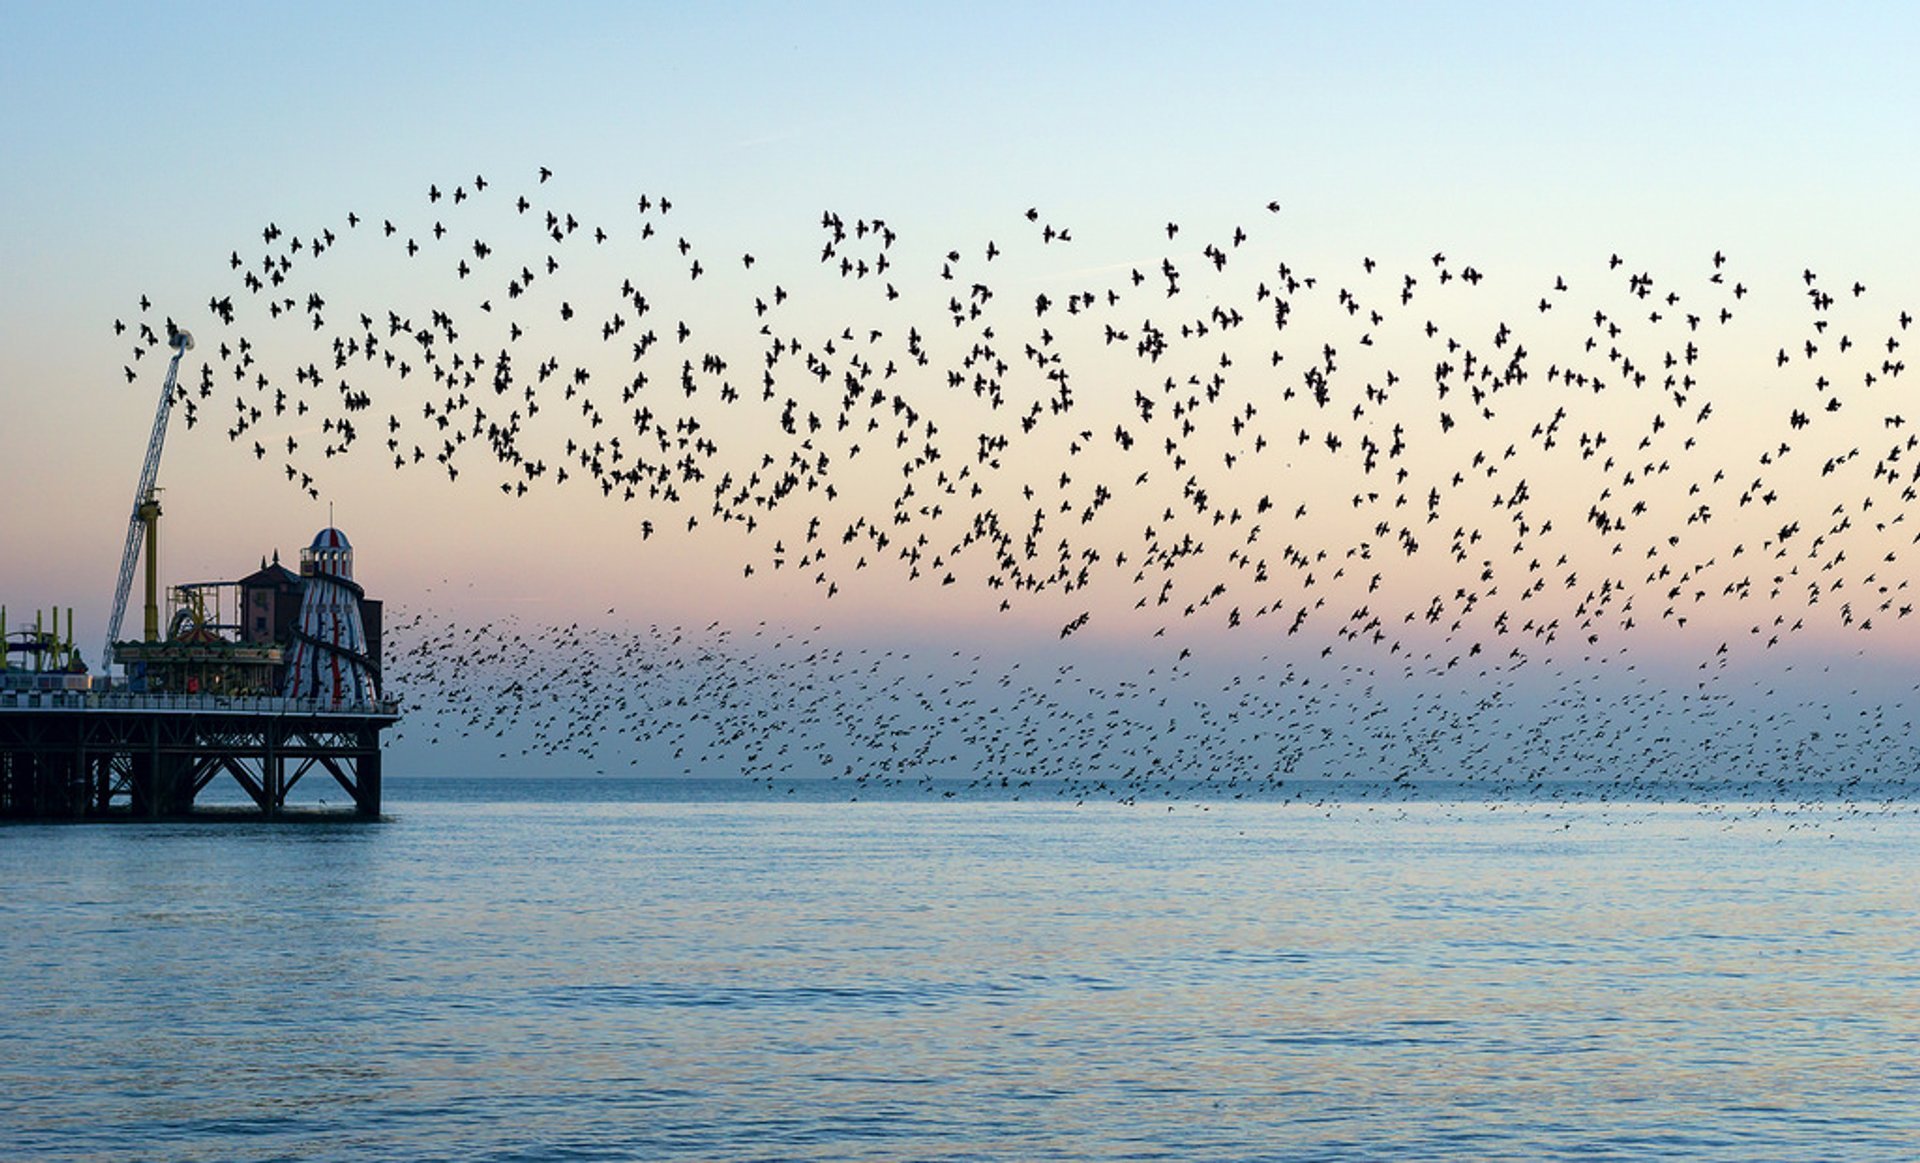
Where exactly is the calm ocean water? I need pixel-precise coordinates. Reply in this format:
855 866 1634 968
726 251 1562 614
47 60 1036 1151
5 779 1920 1161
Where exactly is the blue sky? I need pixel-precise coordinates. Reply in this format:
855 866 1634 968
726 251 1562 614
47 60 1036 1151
4 3 1917 775
9 3 1913 275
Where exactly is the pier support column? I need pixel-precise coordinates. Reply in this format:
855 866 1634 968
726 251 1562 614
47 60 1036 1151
355 725 381 817
263 722 282 819
145 719 164 819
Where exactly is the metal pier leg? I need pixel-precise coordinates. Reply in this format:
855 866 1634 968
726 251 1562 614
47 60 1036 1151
265 722 282 819
146 718 163 819
356 726 382 817
73 738 88 819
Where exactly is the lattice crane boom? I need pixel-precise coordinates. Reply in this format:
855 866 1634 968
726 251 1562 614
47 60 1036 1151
103 328 194 671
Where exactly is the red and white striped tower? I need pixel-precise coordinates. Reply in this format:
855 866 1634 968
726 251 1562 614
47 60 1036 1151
283 526 378 707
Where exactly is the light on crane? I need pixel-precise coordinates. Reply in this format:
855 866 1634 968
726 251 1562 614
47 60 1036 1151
103 327 194 672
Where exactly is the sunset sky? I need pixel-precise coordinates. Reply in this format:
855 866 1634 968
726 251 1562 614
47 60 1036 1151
5 3 1918 712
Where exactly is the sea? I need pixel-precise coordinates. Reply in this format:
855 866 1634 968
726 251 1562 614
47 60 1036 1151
4 777 1919 1161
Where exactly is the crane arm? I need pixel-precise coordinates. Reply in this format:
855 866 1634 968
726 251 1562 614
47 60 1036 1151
103 328 194 670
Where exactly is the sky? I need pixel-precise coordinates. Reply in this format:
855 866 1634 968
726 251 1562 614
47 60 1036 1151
4 3 1918 778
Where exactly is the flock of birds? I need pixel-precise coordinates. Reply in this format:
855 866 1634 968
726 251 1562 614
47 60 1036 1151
117 167 1920 814
377 608 1920 828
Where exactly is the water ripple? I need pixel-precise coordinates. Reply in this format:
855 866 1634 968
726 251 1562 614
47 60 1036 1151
3 792 1919 1160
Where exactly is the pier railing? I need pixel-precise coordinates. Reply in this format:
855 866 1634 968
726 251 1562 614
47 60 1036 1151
0 689 400 717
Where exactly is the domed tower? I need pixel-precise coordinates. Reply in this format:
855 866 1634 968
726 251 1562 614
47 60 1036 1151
283 526 379 707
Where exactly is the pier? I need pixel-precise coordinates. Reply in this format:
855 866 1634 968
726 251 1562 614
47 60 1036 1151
0 690 398 819
4 326 400 822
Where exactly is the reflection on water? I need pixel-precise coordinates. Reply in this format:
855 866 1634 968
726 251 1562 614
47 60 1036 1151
4 788 1919 1160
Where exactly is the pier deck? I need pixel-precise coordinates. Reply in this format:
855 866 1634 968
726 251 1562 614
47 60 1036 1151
0 692 400 820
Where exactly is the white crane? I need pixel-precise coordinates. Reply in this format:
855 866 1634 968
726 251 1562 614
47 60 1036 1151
102 327 194 672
